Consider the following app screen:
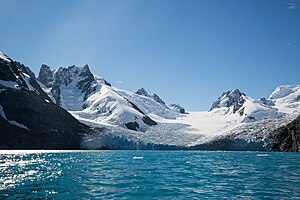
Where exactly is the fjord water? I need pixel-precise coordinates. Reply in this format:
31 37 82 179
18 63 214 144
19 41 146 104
1 151 300 199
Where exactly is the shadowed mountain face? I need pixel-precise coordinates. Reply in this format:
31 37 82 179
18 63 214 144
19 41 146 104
271 115 300 152
0 53 90 149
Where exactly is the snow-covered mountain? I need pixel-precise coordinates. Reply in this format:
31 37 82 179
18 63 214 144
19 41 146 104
2 50 300 151
37 65 179 131
0 52 89 149
209 89 284 123
35 62 300 150
269 85 300 116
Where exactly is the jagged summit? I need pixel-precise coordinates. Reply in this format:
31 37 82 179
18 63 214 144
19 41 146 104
210 88 284 123
170 103 185 114
38 64 54 87
37 64 111 109
136 87 150 97
136 88 167 106
153 94 166 105
0 51 12 63
37 65 163 131
210 89 245 111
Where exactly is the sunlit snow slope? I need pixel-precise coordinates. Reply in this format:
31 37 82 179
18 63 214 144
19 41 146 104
37 65 181 131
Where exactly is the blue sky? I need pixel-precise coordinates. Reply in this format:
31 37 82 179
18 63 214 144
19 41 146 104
1 0 300 111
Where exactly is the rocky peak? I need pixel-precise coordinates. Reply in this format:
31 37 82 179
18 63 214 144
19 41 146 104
0 51 12 63
136 88 167 106
95 76 111 87
210 89 245 111
136 88 150 97
39 64 96 90
170 103 185 114
259 98 275 106
0 54 51 101
152 93 166 105
37 64 54 87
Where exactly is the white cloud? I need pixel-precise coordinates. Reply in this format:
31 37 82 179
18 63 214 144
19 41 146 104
288 2 299 9
117 80 124 84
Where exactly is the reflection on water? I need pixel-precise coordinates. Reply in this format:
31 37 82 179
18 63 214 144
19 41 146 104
0 151 300 199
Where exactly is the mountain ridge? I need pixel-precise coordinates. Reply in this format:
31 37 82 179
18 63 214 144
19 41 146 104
1 51 300 151
0 52 91 149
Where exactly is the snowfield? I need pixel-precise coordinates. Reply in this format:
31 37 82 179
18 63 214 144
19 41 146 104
270 85 300 116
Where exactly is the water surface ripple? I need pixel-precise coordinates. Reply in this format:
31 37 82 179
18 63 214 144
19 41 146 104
0 150 299 199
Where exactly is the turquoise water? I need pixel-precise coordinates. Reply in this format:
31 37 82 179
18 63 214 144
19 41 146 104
0 151 300 199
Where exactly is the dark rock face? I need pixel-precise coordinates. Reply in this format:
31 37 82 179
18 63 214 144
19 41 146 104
125 122 140 131
0 55 90 149
210 89 245 111
170 103 185 114
125 99 145 115
125 98 157 127
38 64 111 107
260 98 275 106
142 116 158 126
51 83 61 105
233 96 245 114
37 64 54 87
271 115 300 152
136 88 150 97
15 62 36 79
152 93 166 105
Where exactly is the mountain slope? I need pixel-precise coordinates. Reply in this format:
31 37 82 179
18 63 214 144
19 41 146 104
0 52 89 149
270 85 300 116
37 65 177 131
210 89 284 123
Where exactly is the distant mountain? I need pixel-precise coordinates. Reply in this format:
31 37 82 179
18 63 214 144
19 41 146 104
135 88 167 106
210 89 284 123
169 103 185 114
269 85 300 115
135 88 150 97
0 52 90 149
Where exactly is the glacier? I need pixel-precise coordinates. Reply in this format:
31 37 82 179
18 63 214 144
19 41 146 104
35 64 300 150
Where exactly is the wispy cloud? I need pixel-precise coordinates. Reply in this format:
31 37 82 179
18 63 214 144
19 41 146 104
288 2 299 9
117 80 124 84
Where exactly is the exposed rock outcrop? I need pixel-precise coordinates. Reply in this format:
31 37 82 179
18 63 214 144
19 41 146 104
37 64 54 87
136 87 150 97
271 115 300 152
152 93 166 105
170 103 185 114
210 89 245 111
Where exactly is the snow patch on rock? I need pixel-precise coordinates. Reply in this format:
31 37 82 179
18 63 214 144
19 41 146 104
0 105 29 130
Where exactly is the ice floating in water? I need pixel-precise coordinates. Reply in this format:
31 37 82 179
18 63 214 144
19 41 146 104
256 154 269 157
132 156 143 160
